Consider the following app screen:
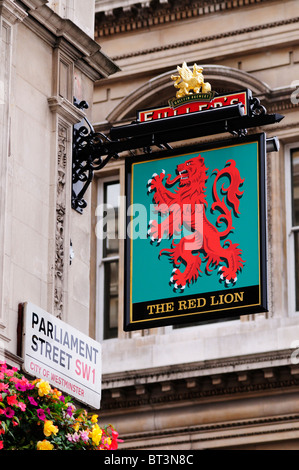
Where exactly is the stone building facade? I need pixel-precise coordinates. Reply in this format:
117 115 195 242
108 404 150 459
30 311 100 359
91 0 299 449
0 1 118 371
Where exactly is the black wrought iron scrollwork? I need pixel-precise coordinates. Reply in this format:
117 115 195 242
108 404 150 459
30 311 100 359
72 98 119 213
249 96 267 116
72 93 283 213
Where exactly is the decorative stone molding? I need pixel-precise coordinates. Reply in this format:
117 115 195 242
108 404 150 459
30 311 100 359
95 0 275 37
109 16 299 61
20 0 48 11
48 96 86 124
118 413 299 449
54 123 68 319
21 1 119 80
47 107 73 319
101 349 297 411
0 0 27 24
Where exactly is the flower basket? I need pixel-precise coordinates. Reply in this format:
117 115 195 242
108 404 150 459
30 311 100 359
0 361 122 450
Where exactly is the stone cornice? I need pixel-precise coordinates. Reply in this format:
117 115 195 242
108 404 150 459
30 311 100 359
110 16 299 61
95 0 276 38
100 349 299 411
102 348 294 387
0 0 28 24
119 413 299 449
47 96 87 124
17 0 120 80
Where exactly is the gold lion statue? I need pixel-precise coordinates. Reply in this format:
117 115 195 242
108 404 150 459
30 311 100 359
171 62 211 98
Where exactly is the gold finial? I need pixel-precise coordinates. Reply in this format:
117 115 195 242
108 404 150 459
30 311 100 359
171 62 211 99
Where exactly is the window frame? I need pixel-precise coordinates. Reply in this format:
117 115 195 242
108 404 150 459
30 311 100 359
285 142 299 316
96 175 121 341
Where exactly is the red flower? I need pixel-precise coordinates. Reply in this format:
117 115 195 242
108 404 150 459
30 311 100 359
7 395 18 406
110 430 124 449
0 440 3 450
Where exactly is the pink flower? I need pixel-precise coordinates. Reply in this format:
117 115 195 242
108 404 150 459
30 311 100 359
4 407 14 419
28 396 38 406
11 375 33 391
15 383 27 391
80 430 89 442
18 402 26 412
9 377 18 383
0 383 9 392
20 376 33 390
4 370 14 377
37 408 46 421
67 433 80 443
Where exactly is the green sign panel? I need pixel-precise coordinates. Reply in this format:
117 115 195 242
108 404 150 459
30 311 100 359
124 133 267 330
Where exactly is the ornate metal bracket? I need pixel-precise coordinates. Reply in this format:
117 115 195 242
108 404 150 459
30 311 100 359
72 98 119 213
72 94 283 213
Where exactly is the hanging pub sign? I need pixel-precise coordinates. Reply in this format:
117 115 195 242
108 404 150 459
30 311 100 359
124 133 268 330
138 89 250 122
21 302 102 409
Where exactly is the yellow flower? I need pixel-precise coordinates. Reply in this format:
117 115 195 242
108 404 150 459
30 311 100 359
37 440 54 450
51 388 62 399
43 420 59 437
89 424 102 446
73 421 80 432
91 414 98 423
36 380 51 397
103 437 112 446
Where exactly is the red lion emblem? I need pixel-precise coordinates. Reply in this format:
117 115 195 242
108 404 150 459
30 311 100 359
147 154 245 292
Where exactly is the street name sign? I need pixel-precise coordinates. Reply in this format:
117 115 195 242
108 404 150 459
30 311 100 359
22 302 101 409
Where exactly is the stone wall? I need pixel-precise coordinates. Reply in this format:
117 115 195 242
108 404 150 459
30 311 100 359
0 0 118 365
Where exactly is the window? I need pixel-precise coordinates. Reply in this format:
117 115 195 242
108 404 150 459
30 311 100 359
290 148 299 311
97 178 120 340
286 145 299 314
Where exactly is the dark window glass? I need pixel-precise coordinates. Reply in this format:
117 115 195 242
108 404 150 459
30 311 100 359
102 181 120 339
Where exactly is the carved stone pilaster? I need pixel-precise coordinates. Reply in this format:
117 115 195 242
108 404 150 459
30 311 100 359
48 97 86 319
54 124 67 318
54 123 68 318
